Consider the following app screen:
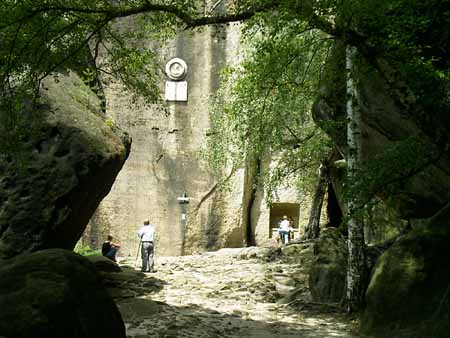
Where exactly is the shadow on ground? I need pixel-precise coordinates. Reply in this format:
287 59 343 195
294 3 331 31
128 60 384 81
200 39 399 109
118 296 362 338
101 265 168 300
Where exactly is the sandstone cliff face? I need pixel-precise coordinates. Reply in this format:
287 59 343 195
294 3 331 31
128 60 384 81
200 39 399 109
85 21 247 256
362 225 450 338
313 41 450 221
313 40 450 336
85 18 310 256
0 72 131 259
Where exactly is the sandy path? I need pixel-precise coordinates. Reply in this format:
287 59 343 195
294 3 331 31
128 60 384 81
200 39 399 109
112 244 363 338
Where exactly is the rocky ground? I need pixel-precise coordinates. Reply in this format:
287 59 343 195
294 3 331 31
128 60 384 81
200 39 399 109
101 243 365 338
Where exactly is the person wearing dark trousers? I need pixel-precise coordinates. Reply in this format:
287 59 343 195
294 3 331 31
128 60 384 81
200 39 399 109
138 219 156 273
102 235 120 262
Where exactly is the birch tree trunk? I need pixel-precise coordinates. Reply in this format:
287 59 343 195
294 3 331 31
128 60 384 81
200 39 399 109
345 44 366 312
303 164 328 239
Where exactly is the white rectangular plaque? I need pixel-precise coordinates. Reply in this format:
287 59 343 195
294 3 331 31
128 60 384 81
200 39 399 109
165 81 188 101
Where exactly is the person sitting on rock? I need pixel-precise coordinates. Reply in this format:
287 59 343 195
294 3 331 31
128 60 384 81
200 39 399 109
102 235 120 262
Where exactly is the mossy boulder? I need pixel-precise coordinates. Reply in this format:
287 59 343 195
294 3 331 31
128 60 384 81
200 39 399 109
0 249 126 338
309 228 347 303
361 227 450 338
0 72 131 259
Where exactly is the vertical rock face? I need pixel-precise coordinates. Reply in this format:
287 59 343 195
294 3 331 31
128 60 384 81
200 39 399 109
86 21 247 256
313 41 450 221
86 18 310 256
313 40 450 335
0 72 131 259
309 228 348 303
362 227 450 338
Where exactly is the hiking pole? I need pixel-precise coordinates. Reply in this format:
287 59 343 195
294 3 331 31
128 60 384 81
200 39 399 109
134 238 142 268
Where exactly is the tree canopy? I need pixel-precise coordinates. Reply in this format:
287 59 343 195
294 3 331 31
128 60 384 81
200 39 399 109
0 0 447 150
1 0 449 110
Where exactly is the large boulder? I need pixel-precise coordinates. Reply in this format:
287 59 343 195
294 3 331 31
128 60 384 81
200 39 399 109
0 72 131 259
0 249 126 338
308 228 347 303
361 225 450 338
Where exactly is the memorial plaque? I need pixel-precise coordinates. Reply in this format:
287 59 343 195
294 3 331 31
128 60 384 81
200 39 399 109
165 81 188 101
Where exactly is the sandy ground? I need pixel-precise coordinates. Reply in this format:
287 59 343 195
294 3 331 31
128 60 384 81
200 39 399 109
109 244 365 338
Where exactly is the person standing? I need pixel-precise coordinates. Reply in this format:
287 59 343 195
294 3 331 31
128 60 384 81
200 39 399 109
278 215 292 245
138 219 155 273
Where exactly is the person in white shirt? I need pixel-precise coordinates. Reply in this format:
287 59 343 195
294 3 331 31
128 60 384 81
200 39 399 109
138 219 155 272
278 215 292 244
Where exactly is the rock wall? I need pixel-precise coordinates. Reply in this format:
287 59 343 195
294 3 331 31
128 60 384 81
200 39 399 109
83 9 309 256
0 72 130 259
313 40 450 222
84 17 248 256
313 39 450 336
0 249 126 338
84 18 311 256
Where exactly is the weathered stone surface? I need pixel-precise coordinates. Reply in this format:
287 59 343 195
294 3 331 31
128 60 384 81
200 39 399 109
313 40 450 220
85 21 247 257
0 72 131 259
86 254 122 273
309 228 347 304
98 264 165 300
85 14 310 257
314 40 450 336
114 245 358 338
0 249 126 338
362 227 450 338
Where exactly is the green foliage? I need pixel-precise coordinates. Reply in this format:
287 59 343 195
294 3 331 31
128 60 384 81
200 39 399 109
204 12 332 201
1 0 448 206
0 92 40 164
74 241 101 257
351 0 450 121
0 0 186 159
105 118 116 129
348 137 440 209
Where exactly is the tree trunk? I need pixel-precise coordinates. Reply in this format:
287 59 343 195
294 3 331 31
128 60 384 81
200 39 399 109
303 164 328 239
345 44 366 312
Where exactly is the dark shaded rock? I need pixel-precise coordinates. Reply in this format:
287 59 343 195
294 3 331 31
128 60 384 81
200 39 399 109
365 237 397 276
96 264 165 300
361 227 450 338
309 228 347 303
0 72 131 259
86 254 122 273
0 249 126 338
313 40 450 220
117 298 162 322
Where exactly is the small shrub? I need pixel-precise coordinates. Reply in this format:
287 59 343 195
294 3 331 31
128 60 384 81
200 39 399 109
74 241 101 257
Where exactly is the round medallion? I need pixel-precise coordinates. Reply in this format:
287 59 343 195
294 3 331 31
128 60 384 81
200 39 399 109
165 58 188 80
